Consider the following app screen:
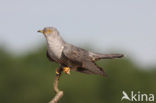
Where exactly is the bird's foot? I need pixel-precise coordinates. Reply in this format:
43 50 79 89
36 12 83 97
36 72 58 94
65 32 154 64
56 69 60 75
63 67 71 75
56 68 62 77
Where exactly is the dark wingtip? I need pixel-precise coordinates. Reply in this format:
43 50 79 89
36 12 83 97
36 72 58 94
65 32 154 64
98 69 108 77
101 70 108 77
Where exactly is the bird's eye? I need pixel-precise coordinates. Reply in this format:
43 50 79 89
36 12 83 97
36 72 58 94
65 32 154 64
44 29 53 34
47 29 53 33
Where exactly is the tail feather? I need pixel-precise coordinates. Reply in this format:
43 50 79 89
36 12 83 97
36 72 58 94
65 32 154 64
95 54 124 60
89 52 124 61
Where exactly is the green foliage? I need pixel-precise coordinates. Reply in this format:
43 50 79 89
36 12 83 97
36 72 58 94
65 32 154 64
0 47 155 103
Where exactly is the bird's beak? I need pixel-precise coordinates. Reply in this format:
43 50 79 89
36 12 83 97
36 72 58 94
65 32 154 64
37 30 43 33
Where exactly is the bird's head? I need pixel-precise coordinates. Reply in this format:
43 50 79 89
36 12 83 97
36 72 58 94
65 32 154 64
37 27 58 36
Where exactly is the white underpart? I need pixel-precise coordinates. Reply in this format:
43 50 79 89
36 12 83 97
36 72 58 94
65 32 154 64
46 34 64 60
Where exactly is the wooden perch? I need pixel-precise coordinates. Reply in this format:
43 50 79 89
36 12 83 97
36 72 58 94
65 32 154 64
49 68 63 103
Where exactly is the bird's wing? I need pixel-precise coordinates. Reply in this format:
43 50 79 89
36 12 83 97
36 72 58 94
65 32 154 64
46 51 54 62
82 61 107 76
62 44 90 64
62 44 106 76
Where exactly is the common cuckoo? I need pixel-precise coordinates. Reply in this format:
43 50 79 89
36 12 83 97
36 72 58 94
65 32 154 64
38 27 123 76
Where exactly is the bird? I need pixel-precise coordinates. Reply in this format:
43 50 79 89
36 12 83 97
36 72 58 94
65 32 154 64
38 27 124 76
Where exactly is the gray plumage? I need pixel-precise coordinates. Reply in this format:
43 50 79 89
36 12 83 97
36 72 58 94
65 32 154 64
38 27 123 76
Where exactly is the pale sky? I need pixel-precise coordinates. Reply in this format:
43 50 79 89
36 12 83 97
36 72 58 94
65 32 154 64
0 0 156 67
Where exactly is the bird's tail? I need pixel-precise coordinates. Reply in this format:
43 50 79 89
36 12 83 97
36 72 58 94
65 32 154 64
90 52 124 61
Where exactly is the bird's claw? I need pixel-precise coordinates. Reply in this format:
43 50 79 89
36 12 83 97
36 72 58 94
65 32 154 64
63 67 71 75
56 68 62 77
56 69 60 75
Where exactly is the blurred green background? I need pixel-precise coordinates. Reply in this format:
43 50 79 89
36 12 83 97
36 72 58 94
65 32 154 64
0 46 155 103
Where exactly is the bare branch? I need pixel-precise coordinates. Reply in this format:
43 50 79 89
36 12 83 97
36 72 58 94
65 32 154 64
49 68 63 103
